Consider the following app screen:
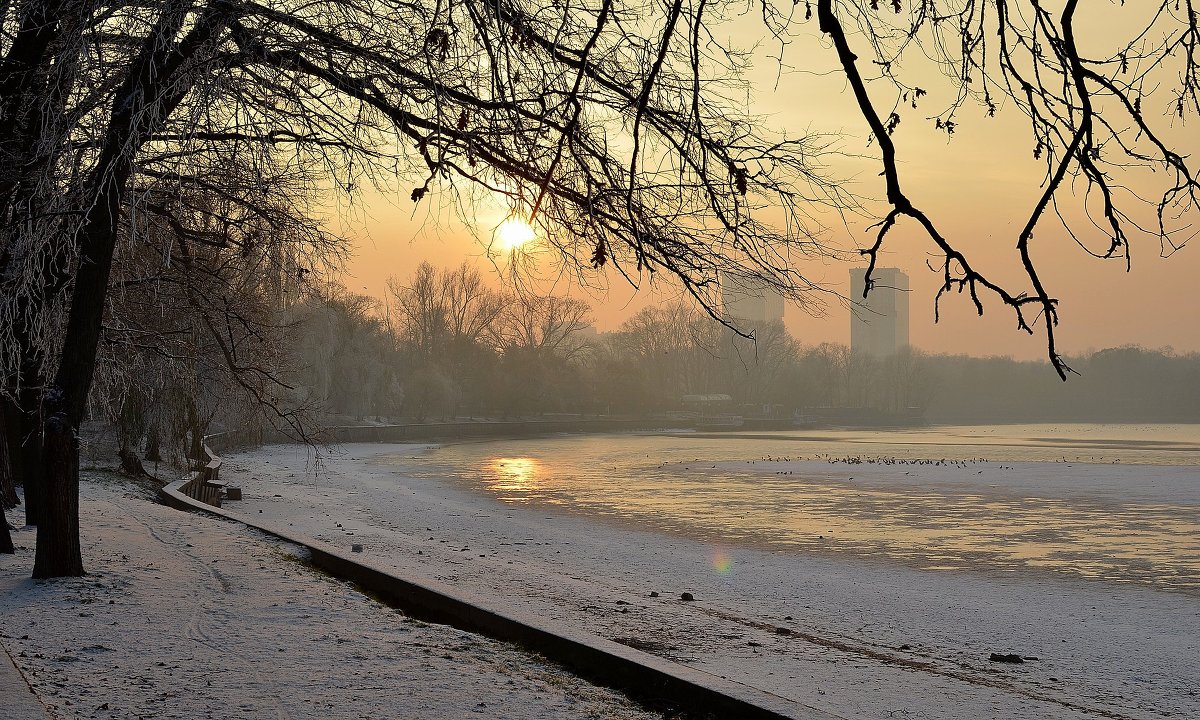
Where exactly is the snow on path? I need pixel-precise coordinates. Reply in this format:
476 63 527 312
0 476 661 720
225 443 1200 720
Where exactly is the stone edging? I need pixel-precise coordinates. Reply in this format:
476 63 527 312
177 443 225 507
158 475 836 720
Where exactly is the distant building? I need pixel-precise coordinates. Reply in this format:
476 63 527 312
850 267 910 358
721 274 785 326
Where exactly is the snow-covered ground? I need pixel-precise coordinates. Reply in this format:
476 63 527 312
0 476 661 720
219 442 1199 720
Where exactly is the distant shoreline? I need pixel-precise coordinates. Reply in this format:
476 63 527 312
204 417 671 454
208 419 1200 459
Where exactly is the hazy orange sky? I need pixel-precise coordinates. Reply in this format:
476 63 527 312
332 7 1199 361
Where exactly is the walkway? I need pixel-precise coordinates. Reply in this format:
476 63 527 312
0 643 49 720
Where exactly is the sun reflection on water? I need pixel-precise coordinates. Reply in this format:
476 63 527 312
487 457 543 499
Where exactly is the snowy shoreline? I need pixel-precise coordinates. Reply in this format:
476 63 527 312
218 442 1199 720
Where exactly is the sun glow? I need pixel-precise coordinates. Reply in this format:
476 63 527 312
495 218 536 251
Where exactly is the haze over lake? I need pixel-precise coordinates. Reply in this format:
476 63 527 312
386 424 1200 594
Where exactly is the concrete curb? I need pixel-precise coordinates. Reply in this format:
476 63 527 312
159 477 838 720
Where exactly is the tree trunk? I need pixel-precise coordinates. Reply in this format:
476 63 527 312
32 410 81 576
0 404 18 509
186 400 205 464
118 448 149 477
0 408 14 555
1 395 40 524
31 216 111 578
0 509 12 554
144 415 162 462
15 387 43 525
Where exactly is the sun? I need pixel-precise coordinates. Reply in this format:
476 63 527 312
495 218 536 251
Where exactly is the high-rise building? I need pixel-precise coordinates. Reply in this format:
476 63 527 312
850 267 910 358
721 274 785 326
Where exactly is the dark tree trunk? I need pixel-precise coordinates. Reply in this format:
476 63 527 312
118 448 149 477
1 395 40 524
15 386 43 525
0 408 14 554
32 198 117 577
0 404 18 509
0 509 12 554
144 417 162 462
186 401 205 464
33 408 81 576
0 1 69 224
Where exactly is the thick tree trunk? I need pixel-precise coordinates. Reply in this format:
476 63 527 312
32 410 81 576
118 448 149 477
32 217 113 577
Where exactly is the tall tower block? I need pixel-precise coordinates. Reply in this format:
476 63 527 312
721 274 785 326
849 267 910 358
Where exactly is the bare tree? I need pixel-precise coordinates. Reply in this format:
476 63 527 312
720 321 800 410
387 261 507 416
387 263 448 363
493 294 593 362
388 262 506 362
291 288 403 419
612 302 726 405
488 293 593 415
93 169 332 467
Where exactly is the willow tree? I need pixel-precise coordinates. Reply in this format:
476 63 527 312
0 0 1196 577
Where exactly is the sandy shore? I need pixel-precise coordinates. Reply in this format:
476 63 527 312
0 476 660 720
222 442 1198 720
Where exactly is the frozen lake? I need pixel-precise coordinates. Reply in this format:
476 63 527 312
402 424 1200 593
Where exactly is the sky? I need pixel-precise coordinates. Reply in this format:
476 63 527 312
331 5 1200 362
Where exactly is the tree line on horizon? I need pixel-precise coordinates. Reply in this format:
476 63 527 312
285 262 1200 426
